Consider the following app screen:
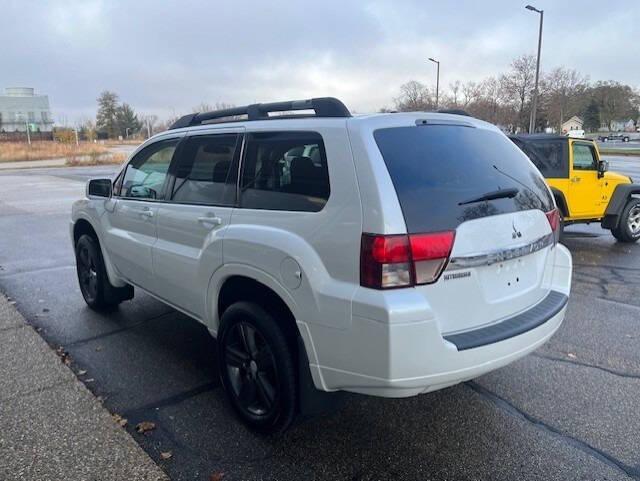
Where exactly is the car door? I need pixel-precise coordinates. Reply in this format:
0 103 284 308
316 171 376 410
103 137 181 288
568 140 601 217
152 130 242 319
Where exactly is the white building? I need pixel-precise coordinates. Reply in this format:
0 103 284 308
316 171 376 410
0 87 54 133
561 116 583 134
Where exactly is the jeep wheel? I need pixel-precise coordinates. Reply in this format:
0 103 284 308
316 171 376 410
611 199 640 243
218 302 297 434
75 234 133 309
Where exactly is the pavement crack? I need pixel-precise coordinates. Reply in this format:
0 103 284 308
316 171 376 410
64 310 175 347
532 353 640 380
595 296 640 311
0 324 25 334
121 381 218 417
0 378 74 404
465 381 640 480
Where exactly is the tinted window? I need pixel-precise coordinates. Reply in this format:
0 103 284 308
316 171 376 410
172 134 239 205
512 138 568 178
240 131 329 212
121 139 178 200
374 125 553 233
572 143 597 171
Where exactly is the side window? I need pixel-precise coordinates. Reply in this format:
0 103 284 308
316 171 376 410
171 134 239 205
572 143 597 171
516 139 568 178
240 131 330 212
120 139 178 200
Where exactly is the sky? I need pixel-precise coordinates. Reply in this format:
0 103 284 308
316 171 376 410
1 0 638 124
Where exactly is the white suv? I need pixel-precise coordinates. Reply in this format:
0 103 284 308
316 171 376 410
71 98 572 433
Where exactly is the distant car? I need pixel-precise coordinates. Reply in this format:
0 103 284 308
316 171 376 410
598 133 631 142
71 98 572 433
565 129 585 138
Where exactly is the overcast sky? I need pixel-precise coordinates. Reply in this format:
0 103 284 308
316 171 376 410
1 0 638 123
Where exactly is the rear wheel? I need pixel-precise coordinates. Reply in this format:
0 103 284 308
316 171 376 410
611 199 640 243
217 301 297 434
75 234 133 309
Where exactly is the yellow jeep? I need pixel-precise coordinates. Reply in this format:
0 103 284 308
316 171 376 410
511 135 640 242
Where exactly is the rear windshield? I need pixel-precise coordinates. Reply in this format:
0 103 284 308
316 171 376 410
374 125 553 233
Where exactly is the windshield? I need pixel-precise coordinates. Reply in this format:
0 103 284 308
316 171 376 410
374 125 554 233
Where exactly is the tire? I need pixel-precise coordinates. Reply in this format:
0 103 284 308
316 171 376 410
611 199 640 243
217 301 297 434
623 137 630 143
75 234 134 309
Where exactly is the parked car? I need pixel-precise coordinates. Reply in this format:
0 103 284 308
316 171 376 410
71 98 572 433
598 133 631 142
511 134 640 242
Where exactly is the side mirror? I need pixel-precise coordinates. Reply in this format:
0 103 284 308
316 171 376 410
87 178 112 198
597 160 609 178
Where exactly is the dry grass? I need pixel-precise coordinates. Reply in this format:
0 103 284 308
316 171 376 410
0 141 128 166
0 141 109 162
65 152 127 166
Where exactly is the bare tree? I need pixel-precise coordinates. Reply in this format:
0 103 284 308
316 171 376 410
192 102 236 113
542 67 589 130
500 54 537 131
447 80 461 108
394 81 434 111
461 81 481 108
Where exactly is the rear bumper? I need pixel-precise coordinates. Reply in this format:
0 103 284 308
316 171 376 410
302 244 572 397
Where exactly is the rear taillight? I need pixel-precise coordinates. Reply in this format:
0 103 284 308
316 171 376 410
361 231 455 289
545 209 560 244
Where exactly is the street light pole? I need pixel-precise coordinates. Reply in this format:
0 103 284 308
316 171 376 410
526 5 544 134
428 57 440 109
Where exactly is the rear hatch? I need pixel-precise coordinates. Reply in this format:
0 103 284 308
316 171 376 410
374 121 558 334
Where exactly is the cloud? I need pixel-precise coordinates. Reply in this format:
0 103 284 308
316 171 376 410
0 0 637 123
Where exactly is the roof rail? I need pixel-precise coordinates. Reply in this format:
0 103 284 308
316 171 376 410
169 97 351 130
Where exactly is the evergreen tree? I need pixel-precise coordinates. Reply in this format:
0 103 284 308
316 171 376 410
96 91 120 139
116 103 142 138
583 100 600 132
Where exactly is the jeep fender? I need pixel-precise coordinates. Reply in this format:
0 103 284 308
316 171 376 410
549 187 569 218
601 184 640 229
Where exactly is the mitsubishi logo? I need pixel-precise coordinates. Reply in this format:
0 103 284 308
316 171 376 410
512 221 522 239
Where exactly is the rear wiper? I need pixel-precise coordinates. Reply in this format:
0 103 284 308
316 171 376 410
458 187 519 206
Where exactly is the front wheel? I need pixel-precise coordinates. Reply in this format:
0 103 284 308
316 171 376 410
611 199 640 243
217 302 297 434
75 234 133 309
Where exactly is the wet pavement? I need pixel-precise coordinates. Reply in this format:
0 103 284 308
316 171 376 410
0 158 639 480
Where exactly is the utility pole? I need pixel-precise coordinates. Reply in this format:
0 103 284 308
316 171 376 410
526 5 544 133
74 128 79 146
428 58 440 109
146 119 151 139
25 121 31 146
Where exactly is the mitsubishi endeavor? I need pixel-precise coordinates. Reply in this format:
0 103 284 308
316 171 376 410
71 98 572 433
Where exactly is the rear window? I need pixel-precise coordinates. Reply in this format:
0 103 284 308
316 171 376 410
512 138 568 178
374 125 553 233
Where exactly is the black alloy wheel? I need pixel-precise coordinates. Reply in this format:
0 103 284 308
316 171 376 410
218 302 297 434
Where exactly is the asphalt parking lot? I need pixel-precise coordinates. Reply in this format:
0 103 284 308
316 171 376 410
1 157 639 481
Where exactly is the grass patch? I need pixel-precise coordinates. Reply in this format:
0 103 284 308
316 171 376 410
65 152 127 166
599 149 640 157
0 141 109 163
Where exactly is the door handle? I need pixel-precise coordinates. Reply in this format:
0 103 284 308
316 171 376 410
139 208 154 218
198 215 222 227
571 177 581 183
